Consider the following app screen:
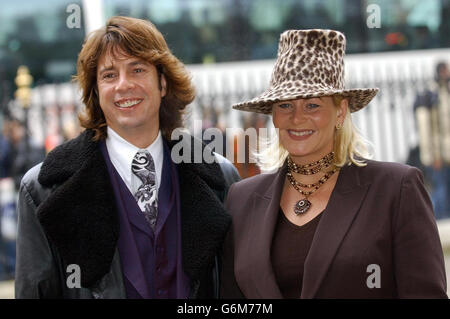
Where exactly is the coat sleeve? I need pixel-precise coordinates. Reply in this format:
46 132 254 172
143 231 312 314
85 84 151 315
392 166 448 298
15 167 63 298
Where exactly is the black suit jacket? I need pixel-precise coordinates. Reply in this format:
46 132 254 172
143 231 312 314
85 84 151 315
15 129 240 298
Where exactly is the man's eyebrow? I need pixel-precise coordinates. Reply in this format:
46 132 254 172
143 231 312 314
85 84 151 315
128 60 149 67
98 65 114 75
98 60 149 74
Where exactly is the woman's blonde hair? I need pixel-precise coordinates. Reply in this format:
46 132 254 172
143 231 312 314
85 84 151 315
254 95 373 172
75 16 195 141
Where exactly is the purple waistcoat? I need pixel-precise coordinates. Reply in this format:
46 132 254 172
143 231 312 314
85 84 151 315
100 140 189 299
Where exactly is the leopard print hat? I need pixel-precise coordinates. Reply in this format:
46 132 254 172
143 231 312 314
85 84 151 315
232 29 379 114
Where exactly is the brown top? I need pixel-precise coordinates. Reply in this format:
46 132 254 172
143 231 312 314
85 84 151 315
271 208 322 298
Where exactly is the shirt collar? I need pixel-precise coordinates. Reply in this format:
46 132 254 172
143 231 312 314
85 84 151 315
105 127 164 192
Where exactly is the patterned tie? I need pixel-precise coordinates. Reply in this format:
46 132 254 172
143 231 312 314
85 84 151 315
131 150 158 230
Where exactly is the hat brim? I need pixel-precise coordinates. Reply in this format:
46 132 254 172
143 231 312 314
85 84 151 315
232 86 379 114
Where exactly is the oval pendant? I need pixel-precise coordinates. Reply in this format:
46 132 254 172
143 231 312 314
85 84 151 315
294 199 311 215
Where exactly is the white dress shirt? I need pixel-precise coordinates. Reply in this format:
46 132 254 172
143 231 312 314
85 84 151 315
105 127 164 195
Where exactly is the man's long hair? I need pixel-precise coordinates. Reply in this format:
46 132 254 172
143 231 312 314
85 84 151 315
75 16 195 141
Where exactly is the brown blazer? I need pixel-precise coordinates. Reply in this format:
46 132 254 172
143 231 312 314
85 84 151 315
221 160 448 298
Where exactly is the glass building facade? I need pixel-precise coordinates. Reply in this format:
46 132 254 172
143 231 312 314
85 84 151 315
0 0 84 96
102 0 449 62
0 0 449 99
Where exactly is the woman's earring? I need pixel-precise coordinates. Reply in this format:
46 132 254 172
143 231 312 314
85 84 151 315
336 122 342 130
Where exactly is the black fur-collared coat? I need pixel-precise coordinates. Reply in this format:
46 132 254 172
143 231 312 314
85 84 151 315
15 129 240 299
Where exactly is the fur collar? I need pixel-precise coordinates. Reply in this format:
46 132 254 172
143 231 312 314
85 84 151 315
37 129 230 288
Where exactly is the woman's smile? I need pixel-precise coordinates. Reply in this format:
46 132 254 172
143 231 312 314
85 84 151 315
287 129 315 141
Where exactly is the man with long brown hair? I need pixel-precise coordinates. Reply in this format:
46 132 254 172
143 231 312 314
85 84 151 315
15 16 239 299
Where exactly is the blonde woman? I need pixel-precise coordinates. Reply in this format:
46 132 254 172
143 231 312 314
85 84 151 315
220 29 447 299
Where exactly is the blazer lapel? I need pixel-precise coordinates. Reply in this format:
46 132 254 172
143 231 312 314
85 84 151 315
301 164 371 298
37 130 120 289
246 165 287 298
171 136 232 282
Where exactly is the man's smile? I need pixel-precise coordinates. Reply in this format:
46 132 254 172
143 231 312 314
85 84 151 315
114 98 143 108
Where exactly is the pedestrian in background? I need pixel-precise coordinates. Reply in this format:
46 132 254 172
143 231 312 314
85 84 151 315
414 61 450 219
